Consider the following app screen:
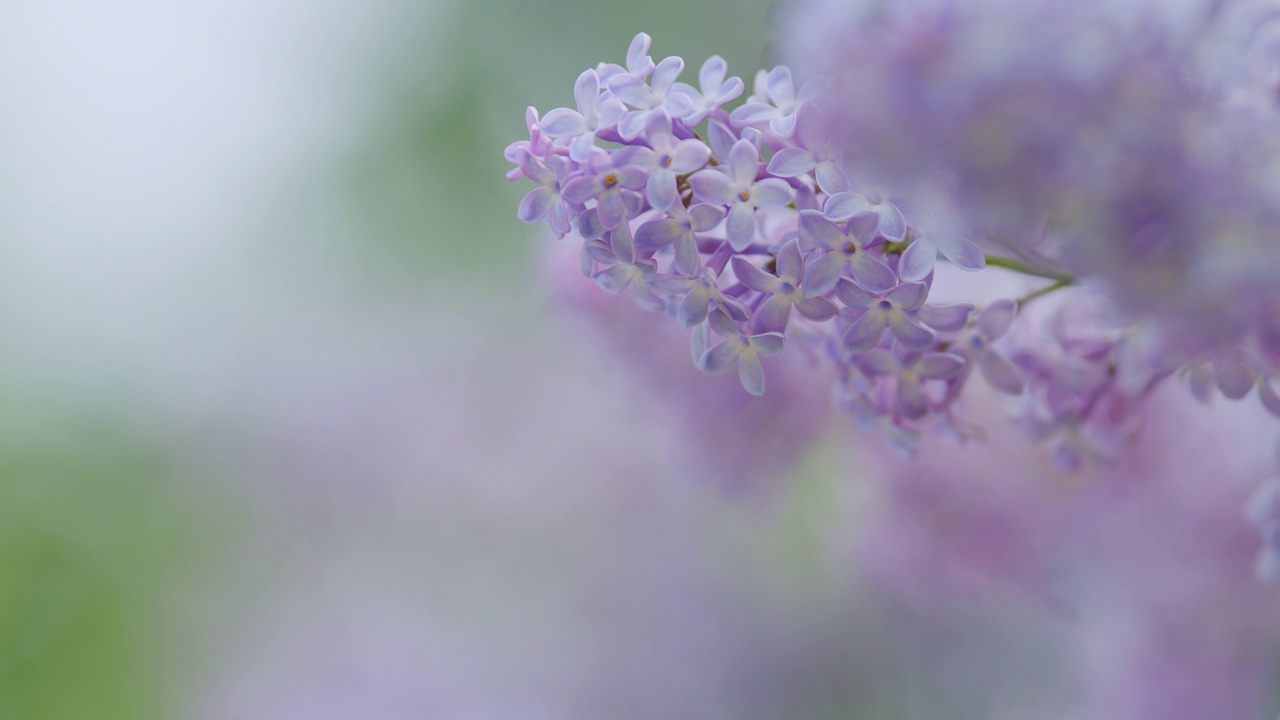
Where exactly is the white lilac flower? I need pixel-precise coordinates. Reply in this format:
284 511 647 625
688 139 793 251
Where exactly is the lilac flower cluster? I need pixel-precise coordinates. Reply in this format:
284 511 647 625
505 30 1280 468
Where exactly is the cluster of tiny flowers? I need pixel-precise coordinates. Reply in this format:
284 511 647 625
505 32 1280 468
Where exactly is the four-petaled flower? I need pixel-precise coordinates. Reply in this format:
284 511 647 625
731 239 838 334
613 111 711 213
593 221 663 312
671 55 745 126
635 203 724 276
609 56 695 140
836 279 936 352
766 103 851 195
699 309 786 396
689 139 793 251
540 70 626 163
798 211 897 295
561 150 648 230
514 150 573 236
957 299 1026 395
730 66 830 136
823 190 907 243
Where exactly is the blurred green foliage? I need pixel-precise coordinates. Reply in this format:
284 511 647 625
0 420 203 720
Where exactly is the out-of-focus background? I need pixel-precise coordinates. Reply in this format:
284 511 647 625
3 1 1279 718
0 1 883 718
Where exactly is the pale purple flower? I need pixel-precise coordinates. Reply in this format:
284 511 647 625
609 56 695 140
649 266 750 329
729 66 830 136
797 211 896 295
956 299 1025 396
688 139 793 251
835 278 934 352
594 32 655 84
634 202 724 276
540 70 626 163
898 229 986 283
612 111 711 212
766 102 852 195
514 150 573 236
852 343 967 420
561 150 647 230
730 239 838 334
822 190 906 243
503 106 553 181
671 55 745 126
699 309 786 396
593 222 663 312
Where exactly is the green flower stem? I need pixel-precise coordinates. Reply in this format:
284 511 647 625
1016 278 1073 308
984 255 1075 282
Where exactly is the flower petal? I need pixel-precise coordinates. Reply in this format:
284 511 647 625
539 108 587 139
751 178 793 208
897 239 937 283
767 148 815 177
919 352 966 380
677 286 711 327
835 277 877 309
674 234 700 276
776 240 804 282
732 256 781 294
689 169 735 205
646 171 678 212
574 69 600 114
887 282 929 311
726 202 757 251
888 313 936 350
701 340 743 374
802 251 846 296
980 352 1026 395
917 303 974 332
738 351 766 396
595 264 632 294
848 252 898 294
609 222 635 264
671 139 711 173
796 296 838 321
797 210 845 250
823 192 871 221
934 234 986 272
752 332 786 356
598 191 627 229
689 204 725 231
843 311 887 352
517 186 556 223
978 299 1017 340
708 308 743 337
764 65 795 106
635 218 682 250
728 139 758 187
753 296 792 334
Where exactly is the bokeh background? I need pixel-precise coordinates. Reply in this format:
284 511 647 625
3 1 1279 718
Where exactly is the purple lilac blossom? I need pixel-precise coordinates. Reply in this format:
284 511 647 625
506 28 1280 463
